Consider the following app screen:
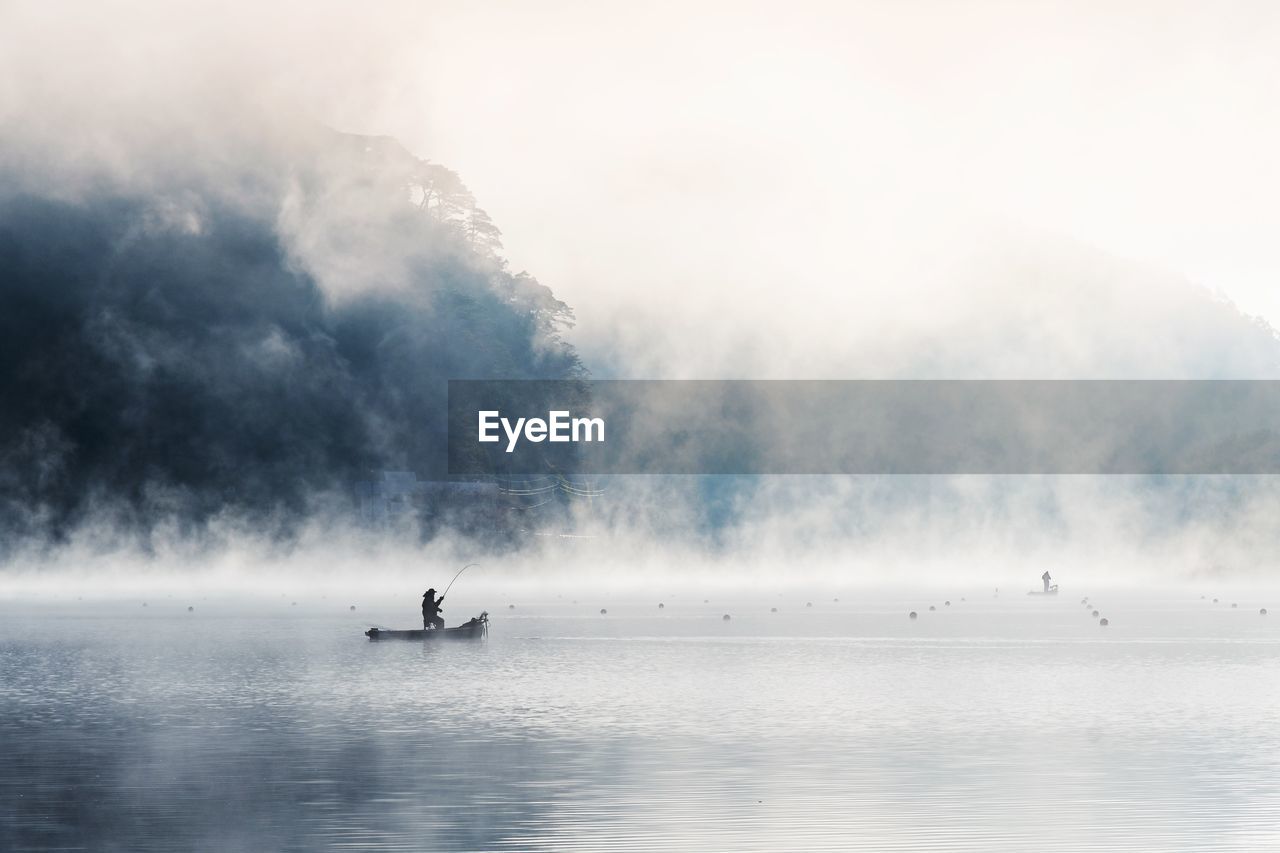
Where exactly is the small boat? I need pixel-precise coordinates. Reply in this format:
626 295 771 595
365 612 489 641
1027 587 1060 596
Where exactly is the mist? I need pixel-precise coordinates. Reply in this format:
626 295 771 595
3 0 1280 590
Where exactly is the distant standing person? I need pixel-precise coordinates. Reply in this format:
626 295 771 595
422 588 445 630
1042 571 1052 593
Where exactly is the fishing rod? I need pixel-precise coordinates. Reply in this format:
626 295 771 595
441 563 479 601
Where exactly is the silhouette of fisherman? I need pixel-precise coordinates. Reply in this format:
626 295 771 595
1042 571 1053 593
422 588 445 630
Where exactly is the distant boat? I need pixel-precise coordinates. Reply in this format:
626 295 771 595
1027 587 1060 596
365 612 489 641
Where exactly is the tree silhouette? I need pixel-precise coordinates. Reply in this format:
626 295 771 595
463 206 503 256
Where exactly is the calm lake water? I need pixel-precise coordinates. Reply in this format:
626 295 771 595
2 590 1278 851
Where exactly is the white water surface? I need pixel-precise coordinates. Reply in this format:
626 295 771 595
2 590 1277 851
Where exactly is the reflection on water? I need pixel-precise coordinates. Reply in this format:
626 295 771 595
2 594 1278 851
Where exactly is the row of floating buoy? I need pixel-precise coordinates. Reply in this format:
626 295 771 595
164 591 1271 621
1203 595 1268 614
487 593 1270 623
168 603 361 612
649 601 860 615
584 600 932 620
569 596 1268 621
907 596 971 619
1080 596 1108 627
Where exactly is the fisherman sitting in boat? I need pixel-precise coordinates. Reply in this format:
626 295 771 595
422 588 445 630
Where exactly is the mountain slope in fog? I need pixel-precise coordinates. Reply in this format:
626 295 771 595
886 239 1280 379
0 129 582 548
581 229 1280 381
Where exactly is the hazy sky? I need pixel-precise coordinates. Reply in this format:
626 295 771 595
378 1 1280 369
5 0 1280 376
